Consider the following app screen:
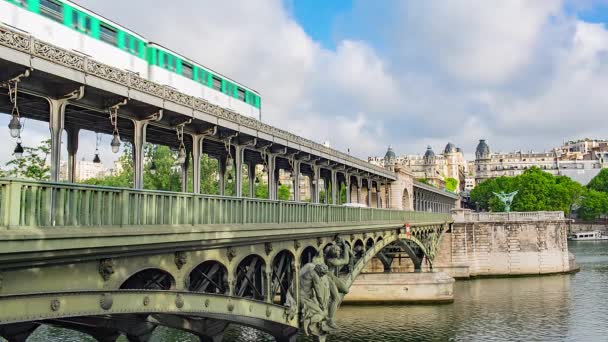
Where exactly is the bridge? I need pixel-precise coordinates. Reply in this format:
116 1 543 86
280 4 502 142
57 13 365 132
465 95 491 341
0 24 458 342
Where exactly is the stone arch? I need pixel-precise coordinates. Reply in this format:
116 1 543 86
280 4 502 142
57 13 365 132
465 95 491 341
300 246 318 267
271 250 295 305
119 268 175 290
187 260 229 294
235 254 267 301
376 235 384 243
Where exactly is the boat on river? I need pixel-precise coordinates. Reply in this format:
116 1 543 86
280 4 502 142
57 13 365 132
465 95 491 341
568 231 608 241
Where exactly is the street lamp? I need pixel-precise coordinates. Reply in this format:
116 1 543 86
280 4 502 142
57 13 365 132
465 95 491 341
13 139 24 159
110 133 120 153
93 133 101 163
149 160 157 175
8 115 21 138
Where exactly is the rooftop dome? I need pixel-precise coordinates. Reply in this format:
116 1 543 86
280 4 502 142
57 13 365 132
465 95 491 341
444 142 457 154
384 145 396 160
475 139 491 160
424 145 435 161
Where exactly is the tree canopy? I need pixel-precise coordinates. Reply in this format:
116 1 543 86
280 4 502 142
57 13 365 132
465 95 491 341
470 167 585 215
445 177 458 193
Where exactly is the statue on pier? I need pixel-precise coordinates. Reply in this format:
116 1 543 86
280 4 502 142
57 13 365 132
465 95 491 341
299 263 333 337
493 191 518 212
299 236 352 339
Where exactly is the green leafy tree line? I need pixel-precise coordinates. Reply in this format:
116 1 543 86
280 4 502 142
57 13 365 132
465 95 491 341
470 166 608 221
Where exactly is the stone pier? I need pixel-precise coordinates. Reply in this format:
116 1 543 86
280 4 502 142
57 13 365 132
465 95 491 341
435 210 577 278
343 272 454 304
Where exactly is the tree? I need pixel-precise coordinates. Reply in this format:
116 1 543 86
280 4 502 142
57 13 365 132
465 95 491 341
84 144 133 188
470 167 585 215
445 177 458 192
278 184 291 201
588 168 608 194
577 190 608 221
5 139 51 181
143 145 181 192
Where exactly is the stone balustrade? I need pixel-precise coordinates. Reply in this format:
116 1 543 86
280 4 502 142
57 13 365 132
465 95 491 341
452 209 565 222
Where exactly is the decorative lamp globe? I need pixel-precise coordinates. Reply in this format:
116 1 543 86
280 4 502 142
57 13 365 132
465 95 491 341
13 142 24 159
8 116 21 138
110 134 121 154
177 147 186 164
149 161 157 175
226 156 233 171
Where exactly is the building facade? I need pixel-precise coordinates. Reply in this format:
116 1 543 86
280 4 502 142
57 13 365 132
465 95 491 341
369 144 467 191
474 139 608 185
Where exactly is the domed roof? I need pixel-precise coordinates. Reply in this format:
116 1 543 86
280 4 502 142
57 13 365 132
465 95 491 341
475 139 491 159
424 145 435 159
456 147 463 153
384 145 396 160
444 142 457 154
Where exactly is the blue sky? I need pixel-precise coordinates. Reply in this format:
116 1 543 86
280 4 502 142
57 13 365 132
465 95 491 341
286 0 353 49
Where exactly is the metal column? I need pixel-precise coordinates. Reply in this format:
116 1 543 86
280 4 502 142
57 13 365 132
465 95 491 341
293 160 301 202
191 135 203 194
65 126 79 183
235 145 244 197
132 120 148 190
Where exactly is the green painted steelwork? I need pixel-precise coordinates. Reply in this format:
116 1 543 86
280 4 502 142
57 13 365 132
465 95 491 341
0 179 451 229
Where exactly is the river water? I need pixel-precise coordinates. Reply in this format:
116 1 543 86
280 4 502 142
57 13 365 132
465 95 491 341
21 241 608 342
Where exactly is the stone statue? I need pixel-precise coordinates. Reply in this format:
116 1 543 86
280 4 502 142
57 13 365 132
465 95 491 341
299 263 333 337
299 236 353 340
493 191 518 212
323 237 351 327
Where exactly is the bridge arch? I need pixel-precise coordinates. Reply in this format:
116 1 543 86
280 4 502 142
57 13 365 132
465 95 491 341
119 268 175 290
187 260 229 294
365 237 375 250
234 254 267 301
271 250 296 305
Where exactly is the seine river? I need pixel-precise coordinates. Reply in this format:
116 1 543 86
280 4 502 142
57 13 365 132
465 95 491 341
18 241 608 342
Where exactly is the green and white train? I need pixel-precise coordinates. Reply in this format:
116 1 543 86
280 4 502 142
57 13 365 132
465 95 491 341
0 0 262 119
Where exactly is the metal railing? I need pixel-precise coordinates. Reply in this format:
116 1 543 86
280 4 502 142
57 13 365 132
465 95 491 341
0 179 452 228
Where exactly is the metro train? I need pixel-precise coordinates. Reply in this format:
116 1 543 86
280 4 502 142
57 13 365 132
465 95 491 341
0 0 262 119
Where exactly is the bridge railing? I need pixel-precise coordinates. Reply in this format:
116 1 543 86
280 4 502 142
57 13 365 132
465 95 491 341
0 179 452 228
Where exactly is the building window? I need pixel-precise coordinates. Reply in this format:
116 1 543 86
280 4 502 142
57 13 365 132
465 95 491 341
212 76 222 91
100 23 118 46
40 0 63 23
182 63 194 79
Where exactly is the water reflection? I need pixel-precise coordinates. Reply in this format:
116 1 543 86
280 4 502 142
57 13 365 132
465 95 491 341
14 241 608 342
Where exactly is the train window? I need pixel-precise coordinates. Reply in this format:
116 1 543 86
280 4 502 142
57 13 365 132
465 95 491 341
72 11 79 29
182 63 194 79
84 16 92 34
212 76 222 91
100 23 118 46
133 39 139 54
40 0 63 23
237 88 246 101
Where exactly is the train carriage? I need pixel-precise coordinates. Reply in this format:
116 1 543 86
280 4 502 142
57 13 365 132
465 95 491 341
0 0 261 119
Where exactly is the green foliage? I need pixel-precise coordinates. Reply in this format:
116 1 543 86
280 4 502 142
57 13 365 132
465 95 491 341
578 190 608 221
587 168 608 194
84 144 134 188
278 184 291 201
445 177 458 192
143 145 181 192
470 167 585 215
416 178 430 185
5 139 51 180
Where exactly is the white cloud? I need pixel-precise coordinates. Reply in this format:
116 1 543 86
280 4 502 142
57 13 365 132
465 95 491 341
1 0 607 170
